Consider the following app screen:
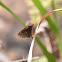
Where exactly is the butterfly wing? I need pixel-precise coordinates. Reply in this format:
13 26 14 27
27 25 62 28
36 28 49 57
18 25 34 38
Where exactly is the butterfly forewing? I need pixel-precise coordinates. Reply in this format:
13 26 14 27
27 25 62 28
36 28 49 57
18 25 34 38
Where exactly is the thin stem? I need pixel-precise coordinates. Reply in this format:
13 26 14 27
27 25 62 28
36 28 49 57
27 36 35 62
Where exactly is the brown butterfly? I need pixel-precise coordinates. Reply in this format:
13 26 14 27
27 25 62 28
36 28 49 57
18 24 35 38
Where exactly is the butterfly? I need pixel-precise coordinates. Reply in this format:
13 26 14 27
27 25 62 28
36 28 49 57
18 24 35 38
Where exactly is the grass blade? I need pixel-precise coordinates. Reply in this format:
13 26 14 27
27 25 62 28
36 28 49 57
36 37 56 62
51 0 57 23
0 2 27 27
32 0 53 24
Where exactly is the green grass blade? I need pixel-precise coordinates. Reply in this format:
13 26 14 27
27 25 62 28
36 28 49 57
36 37 56 62
32 0 47 15
32 0 53 23
51 0 57 23
0 2 27 27
32 0 58 33
56 34 62 60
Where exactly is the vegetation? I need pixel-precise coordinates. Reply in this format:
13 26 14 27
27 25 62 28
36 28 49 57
0 0 62 62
